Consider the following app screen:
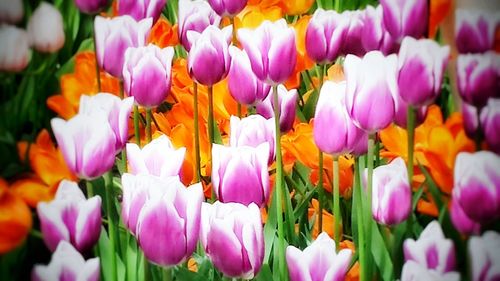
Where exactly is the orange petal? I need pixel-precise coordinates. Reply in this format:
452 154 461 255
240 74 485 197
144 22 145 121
10 177 57 208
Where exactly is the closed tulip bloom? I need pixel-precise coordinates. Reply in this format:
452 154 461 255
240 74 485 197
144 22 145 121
400 261 460 281
126 134 186 180
94 15 152 78
361 5 397 55
228 46 271 105
37 180 101 253
449 199 480 236
118 0 166 23
238 19 297 85
480 98 500 154
286 232 352 281
200 201 264 279
32 241 100 281
0 0 23 23
230 115 276 164
393 91 428 128
178 0 221 51
123 44 174 107
212 143 270 207
51 113 116 180
453 151 500 223
187 25 232 86
256 84 298 133
455 9 498 54
340 10 365 56
79 93 134 152
207 0 247 17
404 221 456 274
379 0 428 41
461 102 479 139
305 8 349 64
74 0 108 14
27 2 65 53
313 81 365 156
457 51 500 108
398 37 450 106
136 178 203 267
469 231 500 281
344 51 398 132
351 131 369 156
0 25 30 72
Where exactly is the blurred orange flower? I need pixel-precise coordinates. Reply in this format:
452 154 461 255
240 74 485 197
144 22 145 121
278 0 314 15
235 0 283 30
148 17 179 48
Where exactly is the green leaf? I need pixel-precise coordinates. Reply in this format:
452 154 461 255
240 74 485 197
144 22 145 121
370 222 394 281
255 264 274 281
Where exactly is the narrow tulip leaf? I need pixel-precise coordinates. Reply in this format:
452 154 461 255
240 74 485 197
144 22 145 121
125 235 139 281
263 183 278 263
418 162 444 211
370 222 394 281
255 264 274 281
283 180 297 244
97 226 113 281
293 188 317 219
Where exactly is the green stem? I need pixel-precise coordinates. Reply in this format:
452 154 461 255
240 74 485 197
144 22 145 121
162 267 172 281
364 133 376 280
86 180 94 198
237 103 242 118
193 82 201 182
207 85 215 145
272 85 287 281
333 155 341 250
92 18 101 93
354 157 367 281
146 108 152 143
134 105 141 146
335 0 341 11
104 171 118 281
407 106 415 184
143 253 150 281
318 149 324 233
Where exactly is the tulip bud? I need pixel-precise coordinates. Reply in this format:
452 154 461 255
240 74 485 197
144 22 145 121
228 46 271 105
344 51 398 132
212 143 270 207
313 80 365 156
178 0 221 51
449 199 480 236
200 201 264 279
305 8 349 64
361 5 397 55
118 0 166 23
469 231 500 281
404 221 456 274
94 15 152 78
0 0 23 24
207 0 248 17
230 115 276 164
123 44 174 107
79 93 134 152
27 2 65 53
126 134 186 180
0 25 30 72
455 9 498 54
461 102 478 139
187 25 232 86
398 37 450 107
37 180 101 253
340 10 365 56
453 151 500 223
32 241 100 281
456 51 500 108
74 0 108 14
51 113 116 180
400 260 460 281
286 232 352 281
480 98 500 154
256 84 298 133
379 0 428 41
238 19 297 85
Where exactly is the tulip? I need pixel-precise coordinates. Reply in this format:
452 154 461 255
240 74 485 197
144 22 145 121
367 157 411 225
449 199 480 236
79 93 134 152
74 0 108 14
118 0 166 23
379 0 428 41
187 25 232 86
469 231 500 281
400 260 460 281
256 84 298 133
461 102 478 139
228 46 271 105
305 8 349 64
398 37 450 107
393 92 428 128
51 113 116 180
340 10 365 56
229 115 276 164
238 19 297 85
361 5 397 55
200 201 264 279
351 131 369 156
480 98 500 154
126 134 186 180
343 51 399 132
94 15 152 78
286 232 352 281
455 9 498 54
123 44 174 107
27 2 65 53
453 151 500 223
37 180 102 253
178 0 221 51
0 25 30 72
0 0 23 23
313 80 365 155
207 0 247 17
32 241 100 281
404 221 456 274
136 177 203 267
456 51 500 108
212 143 270 207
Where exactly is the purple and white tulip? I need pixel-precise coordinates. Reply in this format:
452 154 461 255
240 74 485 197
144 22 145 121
340 10 365 56
118 0 166 23
361 5 397 55
178 0 221 51
286 232 352 281
0 0 23 24
469 231 500 281
27 2 65 53
480 98 500 154
449 199 480 236
461 102 479 139
393 91 428 129
455 9 499 54
0 25 30 72
207 0 248 17
37 180 101 253
256 84 298 133
229 115 276 164
400 260 460 281
200 201 264 279
379 0 428 42
74 0 108 14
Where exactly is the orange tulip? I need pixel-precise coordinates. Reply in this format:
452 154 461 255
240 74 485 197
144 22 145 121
148 17 179 48
278 0 314 15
